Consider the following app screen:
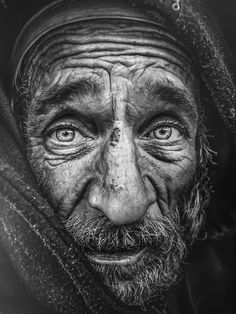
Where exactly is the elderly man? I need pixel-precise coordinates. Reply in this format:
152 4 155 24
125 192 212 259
0 0 235 313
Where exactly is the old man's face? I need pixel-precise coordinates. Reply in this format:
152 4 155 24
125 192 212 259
19 19 208 305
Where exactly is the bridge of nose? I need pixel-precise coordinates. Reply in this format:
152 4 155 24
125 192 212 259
90 120 154 225
105 120 143 193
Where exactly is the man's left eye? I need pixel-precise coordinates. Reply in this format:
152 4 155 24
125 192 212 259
54 128 76 142
147 126 182 141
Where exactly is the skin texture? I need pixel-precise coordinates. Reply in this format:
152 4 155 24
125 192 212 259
20 19 200 306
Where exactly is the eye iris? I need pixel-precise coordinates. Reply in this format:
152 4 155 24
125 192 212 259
56 129 75 142
153 126 172 139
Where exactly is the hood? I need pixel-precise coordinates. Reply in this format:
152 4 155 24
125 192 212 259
0 1 235 313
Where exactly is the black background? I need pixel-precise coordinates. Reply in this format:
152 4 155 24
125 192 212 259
206 0 236 57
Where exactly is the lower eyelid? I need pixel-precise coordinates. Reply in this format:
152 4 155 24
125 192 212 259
44 142 94 156
45 139 86 149
137 137 186 148
139 135 184 143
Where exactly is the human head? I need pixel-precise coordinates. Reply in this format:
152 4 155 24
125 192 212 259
11 0 213 307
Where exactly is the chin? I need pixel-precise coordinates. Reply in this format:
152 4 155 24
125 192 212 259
89 246 186 307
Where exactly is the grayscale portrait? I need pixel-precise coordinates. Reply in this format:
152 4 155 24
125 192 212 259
0 0 235 313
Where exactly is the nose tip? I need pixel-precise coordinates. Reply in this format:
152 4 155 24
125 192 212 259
89 177 156 225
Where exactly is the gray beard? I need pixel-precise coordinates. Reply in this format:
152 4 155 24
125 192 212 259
63 174 210 307
84 213 186 307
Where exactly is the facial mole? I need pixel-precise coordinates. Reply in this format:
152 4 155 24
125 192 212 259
110 127 120 147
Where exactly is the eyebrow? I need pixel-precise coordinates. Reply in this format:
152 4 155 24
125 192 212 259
34 79 99 115
149 83 197 113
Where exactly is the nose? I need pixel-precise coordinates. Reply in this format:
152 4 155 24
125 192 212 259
88 121 156 225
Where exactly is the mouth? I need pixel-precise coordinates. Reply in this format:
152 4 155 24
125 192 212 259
85 247 148 265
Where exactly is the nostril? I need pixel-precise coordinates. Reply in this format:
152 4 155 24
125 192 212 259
146 201 162 219
88 184 105 211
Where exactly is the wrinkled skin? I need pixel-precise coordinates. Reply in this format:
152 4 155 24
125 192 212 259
20 19 200 306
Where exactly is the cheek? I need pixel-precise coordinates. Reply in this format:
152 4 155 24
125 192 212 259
138 146 197 213
27 144 94 211
47 163 92 217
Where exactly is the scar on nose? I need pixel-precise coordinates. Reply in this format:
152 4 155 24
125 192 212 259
110 127 120 147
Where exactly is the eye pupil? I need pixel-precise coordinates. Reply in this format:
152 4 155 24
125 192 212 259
56 129 75 142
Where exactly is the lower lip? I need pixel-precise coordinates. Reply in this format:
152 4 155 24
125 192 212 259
85 248 148 265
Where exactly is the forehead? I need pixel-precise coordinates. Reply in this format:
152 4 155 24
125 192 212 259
22 19 199 123
22 19 197 94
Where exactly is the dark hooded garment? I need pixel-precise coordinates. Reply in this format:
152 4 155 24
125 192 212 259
0 0 235 313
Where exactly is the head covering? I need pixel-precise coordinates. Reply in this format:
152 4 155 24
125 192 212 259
0 1 235 313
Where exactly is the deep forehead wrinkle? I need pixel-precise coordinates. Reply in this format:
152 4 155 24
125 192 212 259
20 19 194 94
26 19 186 59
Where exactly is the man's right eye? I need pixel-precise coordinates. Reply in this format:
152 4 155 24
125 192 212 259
46 126 90 148
44 118 95 152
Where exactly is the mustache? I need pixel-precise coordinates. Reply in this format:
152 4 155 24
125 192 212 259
63 211 183 254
